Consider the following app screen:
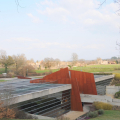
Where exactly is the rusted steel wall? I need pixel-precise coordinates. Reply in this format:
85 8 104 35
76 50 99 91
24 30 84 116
30 68 97 111
17 76 31 79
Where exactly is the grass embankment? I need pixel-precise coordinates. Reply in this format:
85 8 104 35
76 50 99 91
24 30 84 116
36 65 120 74
72 64 120 73
36 69 59 73
0 68 5 74
0 80 6 82
90 110 120 120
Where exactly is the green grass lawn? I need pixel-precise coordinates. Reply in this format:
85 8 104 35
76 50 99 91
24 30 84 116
90 110 120 120
36 69 59 73
35 65 120 74
72 64 120 73
0 68 5 74
0 80 6 82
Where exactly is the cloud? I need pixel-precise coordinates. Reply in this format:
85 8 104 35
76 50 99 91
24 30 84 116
83 44 104 49
5 37 104 50
6 38 39 42
38 7 70 22
36 0 120 28
27 13 42 23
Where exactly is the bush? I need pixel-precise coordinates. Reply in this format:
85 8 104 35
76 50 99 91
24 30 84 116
93 111 98 117
93 73 112 75
93 102 113 110
68 65 71 68
98 109 104 115
87 112 94 118
14 109 38 119
0 101 15 119
114 73 120 80
87 111 98 118
114 91 120 98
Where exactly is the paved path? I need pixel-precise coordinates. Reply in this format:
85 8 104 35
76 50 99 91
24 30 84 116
64 111 85 120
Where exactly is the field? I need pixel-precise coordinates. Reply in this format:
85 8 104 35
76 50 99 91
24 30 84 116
90 110 120 120
36 64 120 74
36 69 59 73
1 64 120 75
0 68 5 74
72 64 120 73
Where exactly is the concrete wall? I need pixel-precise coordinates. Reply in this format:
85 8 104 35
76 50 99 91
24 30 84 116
80 94 120 106
80 94 112 103
106 86 120 98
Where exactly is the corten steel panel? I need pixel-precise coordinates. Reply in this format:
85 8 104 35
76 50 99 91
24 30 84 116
17 76 31 79
30 67 97 111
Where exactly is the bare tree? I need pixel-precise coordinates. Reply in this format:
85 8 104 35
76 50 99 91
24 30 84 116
42 58 55 69
96 57 102 64
54 58 61 68
0 50 14 73
12 54 27 75
71 53 78 66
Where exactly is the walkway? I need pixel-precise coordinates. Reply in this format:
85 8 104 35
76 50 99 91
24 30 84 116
63 111 85 120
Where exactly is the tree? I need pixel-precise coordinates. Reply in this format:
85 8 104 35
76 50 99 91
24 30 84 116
71 53 78 66
42 58 55 69
111 56 118 59
54 58 60 67
12 54 26 75
0 50 14 73
96 57 102 64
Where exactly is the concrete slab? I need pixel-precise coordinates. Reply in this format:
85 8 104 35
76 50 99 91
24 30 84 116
95 75 114 83
63 111 85 120
2 83 71 105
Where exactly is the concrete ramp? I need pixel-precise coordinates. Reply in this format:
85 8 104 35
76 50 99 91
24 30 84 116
95 75 114 83
80 94 120 106
63 111 85 120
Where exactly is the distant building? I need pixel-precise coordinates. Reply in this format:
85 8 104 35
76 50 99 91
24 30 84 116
108 61 116 64
101 60 108 65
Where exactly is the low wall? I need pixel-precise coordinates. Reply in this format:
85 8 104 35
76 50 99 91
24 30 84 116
80 94 120 106
95 75 114 83
80 94 112 103
106 86 120 97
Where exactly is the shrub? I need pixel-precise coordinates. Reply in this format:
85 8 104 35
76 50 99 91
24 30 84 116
98 109 104 115
68 65 71 68
93 111 98 117
114 91 120 98
87 111 98 118
14 109 37 119
93 73 112 75
93 102 113 110
0 101 15 119
114 73 120 80
87 112 94 118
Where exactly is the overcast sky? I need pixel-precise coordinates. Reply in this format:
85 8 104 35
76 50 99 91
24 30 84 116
0 0 120 61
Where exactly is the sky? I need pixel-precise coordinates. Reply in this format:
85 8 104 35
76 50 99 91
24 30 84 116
0 0 120 61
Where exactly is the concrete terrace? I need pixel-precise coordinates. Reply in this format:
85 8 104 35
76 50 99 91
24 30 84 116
0 79 71 104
